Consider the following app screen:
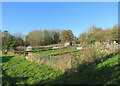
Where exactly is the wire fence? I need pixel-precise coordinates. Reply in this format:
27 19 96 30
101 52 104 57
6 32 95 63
6 44 120 72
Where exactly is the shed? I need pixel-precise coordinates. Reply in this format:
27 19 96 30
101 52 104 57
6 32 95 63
26 46 32 51
64 41 73 47
77 47 83 50
113 40 118 45
52 47 60 49
95 41 100 45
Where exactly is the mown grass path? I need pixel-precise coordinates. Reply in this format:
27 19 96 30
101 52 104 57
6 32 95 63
1 53 120 85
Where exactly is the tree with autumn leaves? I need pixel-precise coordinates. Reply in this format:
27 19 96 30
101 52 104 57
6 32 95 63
61 30 74 43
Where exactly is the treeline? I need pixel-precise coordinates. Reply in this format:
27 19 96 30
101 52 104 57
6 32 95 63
1 31 24 50
25 30 61 46
78 24 120 44
1 29 74 50
0 24 119 51
25 29 76 46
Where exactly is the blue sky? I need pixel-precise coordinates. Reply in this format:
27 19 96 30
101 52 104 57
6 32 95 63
2 2 118 37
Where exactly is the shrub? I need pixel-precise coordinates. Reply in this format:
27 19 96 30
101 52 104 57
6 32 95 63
3 35 17 51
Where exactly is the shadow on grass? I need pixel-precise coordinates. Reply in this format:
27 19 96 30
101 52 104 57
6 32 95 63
38 65 120 85
2 71 29 86
2 52 120 85
95 52 119 65
33 52 120 85
2 55 14 63
1 55 29 86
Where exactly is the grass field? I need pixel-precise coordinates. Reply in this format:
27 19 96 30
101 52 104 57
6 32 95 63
1 52 120 85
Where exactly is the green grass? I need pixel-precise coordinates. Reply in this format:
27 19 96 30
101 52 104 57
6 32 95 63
35 46 77 56
1 53 120 85
2 54 63 85
45 53 120 84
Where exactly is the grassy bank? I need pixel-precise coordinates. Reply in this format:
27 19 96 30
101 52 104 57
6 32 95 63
47 53 120 84
1 53 120 85
2 54 63 85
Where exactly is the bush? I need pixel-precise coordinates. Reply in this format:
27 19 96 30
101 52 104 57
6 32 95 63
3 35 17 51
